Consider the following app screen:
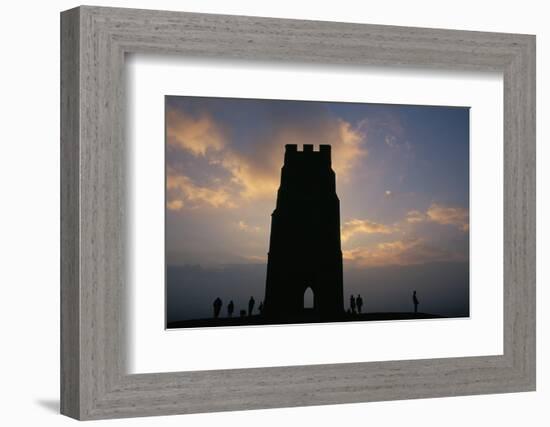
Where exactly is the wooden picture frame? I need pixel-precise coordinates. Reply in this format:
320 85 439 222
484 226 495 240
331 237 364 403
60 5 536 420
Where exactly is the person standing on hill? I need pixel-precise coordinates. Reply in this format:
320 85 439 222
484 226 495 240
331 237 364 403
248 296 255 316
412 291 419 313
213 297 223 318
356 294 363 314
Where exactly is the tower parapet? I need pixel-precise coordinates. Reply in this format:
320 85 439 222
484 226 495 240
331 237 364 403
283 144 332 170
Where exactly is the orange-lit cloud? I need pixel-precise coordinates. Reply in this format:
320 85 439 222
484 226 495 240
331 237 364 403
341 218 394 242
343 237 466 268
332 120 367 179
242 254 268 263
166 109 226 156
426 203 469 231
167 199 184 211
340 203 468 266
405 203 469 231
275 119 366 182
237 220 261 233
219 153 280 200
406 210 425 223
166 107 368 204
167 173 235 209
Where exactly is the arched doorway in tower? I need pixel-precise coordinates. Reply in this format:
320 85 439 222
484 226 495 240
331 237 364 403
303 287 314 309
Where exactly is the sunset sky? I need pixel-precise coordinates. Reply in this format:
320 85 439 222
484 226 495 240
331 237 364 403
165 96 470 323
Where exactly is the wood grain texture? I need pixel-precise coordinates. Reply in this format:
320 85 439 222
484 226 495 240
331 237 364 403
60 7 80 419
60 5 536 420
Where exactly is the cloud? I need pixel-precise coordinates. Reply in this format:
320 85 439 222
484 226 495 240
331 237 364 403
167 199 184 211
167 172 235 209
166 104 368 204
343 237 466 268
341 219 394 242
244 116 367 195
405 203 468 231
340 204 468 267
426 203 469 231
237 220 261 233
332 119 367 179
242 254 267 263
166 109 226 156
218 153 280 200
406 210 426 223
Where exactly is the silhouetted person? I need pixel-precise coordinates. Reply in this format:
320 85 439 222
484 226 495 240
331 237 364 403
213 297 222 318
248 296 255 316
350 294 356 314
240 309 246 317
258 301 264 315
412 291 419 313
356 294 363 314
227 300 234 318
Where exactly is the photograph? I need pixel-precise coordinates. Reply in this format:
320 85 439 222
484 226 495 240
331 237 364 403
165 96 470 329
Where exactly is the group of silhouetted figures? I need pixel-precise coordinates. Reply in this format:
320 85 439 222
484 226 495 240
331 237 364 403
212 296 264 319
347 290 420 314
212 290 421 319
348 293 364 314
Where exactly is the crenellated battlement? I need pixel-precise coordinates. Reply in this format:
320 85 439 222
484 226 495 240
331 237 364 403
284 144 332 166
285 144 331 154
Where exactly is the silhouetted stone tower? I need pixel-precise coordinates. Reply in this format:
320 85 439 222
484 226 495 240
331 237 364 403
264 144 344 320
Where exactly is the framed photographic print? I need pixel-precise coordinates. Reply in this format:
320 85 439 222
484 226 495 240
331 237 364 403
61 6 536 420
164 96 470 330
